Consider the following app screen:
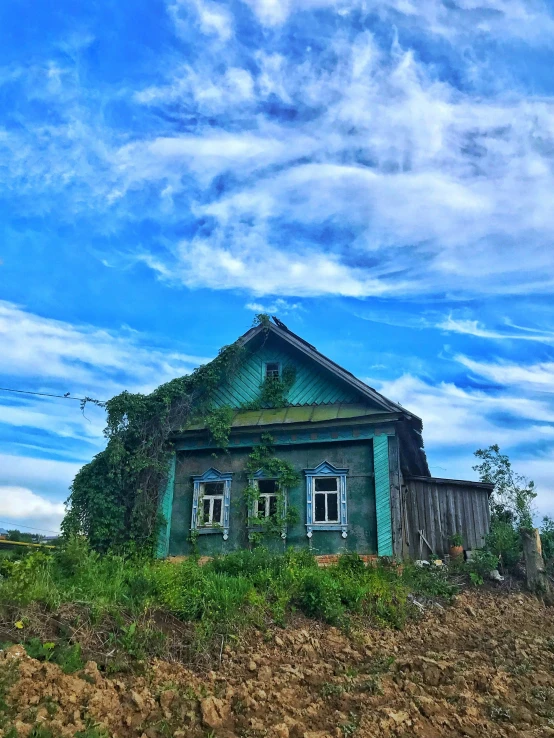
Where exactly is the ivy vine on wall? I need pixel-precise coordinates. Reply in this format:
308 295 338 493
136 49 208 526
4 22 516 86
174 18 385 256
62 340 246 553
62 313 300 556
244 433 299 544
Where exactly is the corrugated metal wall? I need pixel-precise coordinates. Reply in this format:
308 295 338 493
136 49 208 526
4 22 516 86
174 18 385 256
404 477 491 558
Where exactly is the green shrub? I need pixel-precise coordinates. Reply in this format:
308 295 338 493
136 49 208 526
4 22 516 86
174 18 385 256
469 549 500 576
294 569 344 623
485 520 521 570
541 517 554 564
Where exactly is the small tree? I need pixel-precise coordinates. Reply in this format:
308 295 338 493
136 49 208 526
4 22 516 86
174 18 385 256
473 444 536 528
474 446 551 599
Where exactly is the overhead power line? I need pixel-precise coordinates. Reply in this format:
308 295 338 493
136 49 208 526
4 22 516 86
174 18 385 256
0 387 104 403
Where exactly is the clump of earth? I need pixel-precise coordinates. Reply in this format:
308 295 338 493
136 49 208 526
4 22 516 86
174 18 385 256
3 591 554 738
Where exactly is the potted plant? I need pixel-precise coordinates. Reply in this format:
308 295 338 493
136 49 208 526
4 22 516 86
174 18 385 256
450 533 464 559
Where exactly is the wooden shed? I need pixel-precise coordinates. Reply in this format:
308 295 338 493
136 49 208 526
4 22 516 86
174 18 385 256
403 476 492 559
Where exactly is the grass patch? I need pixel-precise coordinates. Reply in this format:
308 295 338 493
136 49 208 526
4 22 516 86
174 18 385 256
0 539 458 670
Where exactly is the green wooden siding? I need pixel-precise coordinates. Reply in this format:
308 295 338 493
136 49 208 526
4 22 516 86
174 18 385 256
156 453 176 559
373 435 393 557
211 334 362 408
169 441 378 558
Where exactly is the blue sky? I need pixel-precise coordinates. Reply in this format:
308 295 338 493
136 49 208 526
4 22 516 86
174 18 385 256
1 0 554 534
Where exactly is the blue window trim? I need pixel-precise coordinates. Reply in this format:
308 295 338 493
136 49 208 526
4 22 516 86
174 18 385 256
262 360 281 381
304 461 348 539
191 467 233 540
247 468 287 540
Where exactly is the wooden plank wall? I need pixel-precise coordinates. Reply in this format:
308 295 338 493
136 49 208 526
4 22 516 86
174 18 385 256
156 453 176 559
404 478 490 558
374 435 393 557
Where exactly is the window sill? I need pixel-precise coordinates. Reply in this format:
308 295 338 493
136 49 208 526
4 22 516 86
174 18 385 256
306 523 348 538
194 527 225 535
248 523 287 539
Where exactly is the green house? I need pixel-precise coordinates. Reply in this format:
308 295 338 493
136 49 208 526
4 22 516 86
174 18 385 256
157 319 492 561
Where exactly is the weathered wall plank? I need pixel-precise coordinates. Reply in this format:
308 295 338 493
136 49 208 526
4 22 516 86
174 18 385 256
156 453 176 559
404 476 491 558
374 435 393 557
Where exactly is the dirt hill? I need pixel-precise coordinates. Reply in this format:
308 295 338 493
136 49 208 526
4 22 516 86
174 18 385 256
2 590 554 738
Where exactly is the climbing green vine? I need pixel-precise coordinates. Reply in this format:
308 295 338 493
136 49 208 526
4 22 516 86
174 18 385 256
244 433 299 544
63 313 300 556
205 406 234 449
62 340 246 554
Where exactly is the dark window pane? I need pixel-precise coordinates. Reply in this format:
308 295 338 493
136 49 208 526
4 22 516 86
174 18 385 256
315 477 338 492
205 482 224 495
257 498 266 517
269 496 278 517
265 362 280 380
202 499 211 524
213 498 222 524
314 494 326 522
258 479 277 494
327 493 339 522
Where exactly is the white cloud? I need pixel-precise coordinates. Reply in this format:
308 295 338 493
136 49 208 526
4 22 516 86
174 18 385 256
242 0 554 41
125 27 554 298
455 355 554 390
140 237 391 297
375 372 554 448
0 300 208 392
3 4 554 301
0 454 82 491
0 304 213 517
373 370 554 514
438 316 554 343
0 486 65 534
245 298 302 313
168 0 233 40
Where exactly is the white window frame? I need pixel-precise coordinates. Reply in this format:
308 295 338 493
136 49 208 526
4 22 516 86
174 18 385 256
304 461 349 539
248 470 287 539
312 477 340 524
199 482 224 527
253 480 279 520
191 468 232 540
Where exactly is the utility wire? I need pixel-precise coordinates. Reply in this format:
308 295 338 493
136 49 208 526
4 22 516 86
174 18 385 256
0 520 60 535
0 387 104 403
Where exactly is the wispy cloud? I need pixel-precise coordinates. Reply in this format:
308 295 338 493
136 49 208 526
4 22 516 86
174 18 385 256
0 301 208 393
245 298 302 313
455 355 554 390
2 2 554 301
438 316 554 343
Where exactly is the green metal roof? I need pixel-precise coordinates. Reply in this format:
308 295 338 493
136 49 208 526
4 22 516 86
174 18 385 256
183 403 387 432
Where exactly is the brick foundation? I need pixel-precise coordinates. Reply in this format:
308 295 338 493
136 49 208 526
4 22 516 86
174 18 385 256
314 554 377 567
168 553 379 567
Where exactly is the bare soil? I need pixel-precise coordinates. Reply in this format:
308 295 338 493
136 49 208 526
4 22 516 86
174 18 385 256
3 590 554 738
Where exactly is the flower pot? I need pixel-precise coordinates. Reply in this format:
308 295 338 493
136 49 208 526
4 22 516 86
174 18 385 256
449 545 464 559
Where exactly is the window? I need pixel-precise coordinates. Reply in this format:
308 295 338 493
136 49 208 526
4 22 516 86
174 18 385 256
191 468 233 539
313 477 339 523
248 472 288 540
200 482 224 526
304 461 349 538
255 479 278 519
265 362 280 381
